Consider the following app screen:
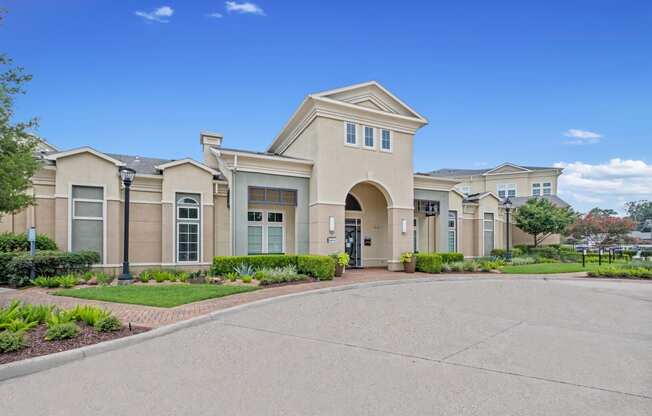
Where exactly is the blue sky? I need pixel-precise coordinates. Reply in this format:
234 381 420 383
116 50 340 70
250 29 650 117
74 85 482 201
3 1 651 213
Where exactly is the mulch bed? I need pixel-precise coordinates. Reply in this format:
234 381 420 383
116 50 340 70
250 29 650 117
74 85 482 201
0 323 149 365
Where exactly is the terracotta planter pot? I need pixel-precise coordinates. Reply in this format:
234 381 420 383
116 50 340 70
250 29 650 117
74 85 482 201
403 258 416 273
335 264 345 277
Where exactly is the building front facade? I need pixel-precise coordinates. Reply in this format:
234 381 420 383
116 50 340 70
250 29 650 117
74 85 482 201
0 82 568 272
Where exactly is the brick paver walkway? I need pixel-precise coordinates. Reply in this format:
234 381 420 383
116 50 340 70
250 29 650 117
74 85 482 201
0 269 588 328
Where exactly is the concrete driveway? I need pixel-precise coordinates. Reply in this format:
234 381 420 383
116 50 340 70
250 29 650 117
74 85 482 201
2 276 651 415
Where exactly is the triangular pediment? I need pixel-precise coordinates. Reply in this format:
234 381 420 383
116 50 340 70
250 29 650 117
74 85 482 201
312 81 426 121
484 163 530 175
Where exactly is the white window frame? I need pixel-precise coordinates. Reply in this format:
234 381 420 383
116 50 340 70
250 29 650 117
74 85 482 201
497 183 517 199
344 122 358 146
247 210 285 254
176 194 201 263
363 126 375 149
70 184 106 264
457 185 471 195
448 211 457 252
542 182 552 196
532 183 541 196
380 129 392 152
482 211 495 257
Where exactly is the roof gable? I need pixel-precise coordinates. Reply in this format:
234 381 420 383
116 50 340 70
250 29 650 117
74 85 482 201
45 147 126 167
483 163 531 175
312 81 427 121
155 158 218 175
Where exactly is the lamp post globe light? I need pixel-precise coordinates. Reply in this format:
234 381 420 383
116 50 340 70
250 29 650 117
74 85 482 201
119 167 136 284
503 197 513 261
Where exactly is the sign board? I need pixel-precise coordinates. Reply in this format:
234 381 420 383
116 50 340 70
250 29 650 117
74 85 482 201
327 237 337 244
27 227 36 242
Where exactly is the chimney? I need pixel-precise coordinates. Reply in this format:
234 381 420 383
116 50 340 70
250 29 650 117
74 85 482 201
200 131 223 149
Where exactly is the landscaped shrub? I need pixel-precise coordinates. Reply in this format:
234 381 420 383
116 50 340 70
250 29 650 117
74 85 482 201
462 260 479 272
479 260 504 272
0 318 38 333
94 315 122 332
415 253 443 273
55 274 78 288
510 257 536 266
211 255 299 276
297 255 335 280
0 252 18 284
94 272 114 285
588 266 652 279
226 272 238 282
257 265 309 286
0 232 57 252
241 275 253 284
72 305 110 326
17 304 53 324
7 250 100 287
45 322 81 341
234 263 256 277
0 331 26 352
439 252 464 263
32 276 60 288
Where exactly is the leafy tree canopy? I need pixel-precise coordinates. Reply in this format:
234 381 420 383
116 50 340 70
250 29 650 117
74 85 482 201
513 198 577 246
625 200 652 231
567 212 636 247
0 10 40 216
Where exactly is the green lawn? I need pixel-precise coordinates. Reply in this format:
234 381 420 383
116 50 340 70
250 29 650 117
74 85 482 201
500 262 602 274
53 284 259 308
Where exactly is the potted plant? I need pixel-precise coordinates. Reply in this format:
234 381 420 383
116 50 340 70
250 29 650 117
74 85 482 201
331 252 350 277
401 252 416 273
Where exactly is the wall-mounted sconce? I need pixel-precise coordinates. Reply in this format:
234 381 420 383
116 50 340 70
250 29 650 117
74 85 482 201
329 216 335 234
401 219 407 234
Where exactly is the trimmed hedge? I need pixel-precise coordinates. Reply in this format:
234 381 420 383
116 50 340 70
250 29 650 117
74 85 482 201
588 266 652 279
415 253 442 273
0 252 18 284
6 250 101 287
439 252 464 263
0 232 57 252
212 255 298 276
212 254 335 280
297 255 335 280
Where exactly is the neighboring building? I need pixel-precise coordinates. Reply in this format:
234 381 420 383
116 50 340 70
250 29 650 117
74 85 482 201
0 81 569 272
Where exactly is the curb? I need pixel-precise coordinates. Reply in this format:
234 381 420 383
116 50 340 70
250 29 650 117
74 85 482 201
1 273 648 382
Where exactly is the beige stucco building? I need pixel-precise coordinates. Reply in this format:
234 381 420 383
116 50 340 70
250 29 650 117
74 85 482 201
0 81 568 272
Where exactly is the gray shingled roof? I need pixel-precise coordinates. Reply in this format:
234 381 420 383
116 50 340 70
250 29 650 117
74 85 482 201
106 153 173 175
424 165 556 178
510 195 570 209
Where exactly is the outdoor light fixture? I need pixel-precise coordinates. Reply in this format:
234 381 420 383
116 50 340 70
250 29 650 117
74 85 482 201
119 167 136 284
503 197 513 261
401 219 407 234
329 216 335 234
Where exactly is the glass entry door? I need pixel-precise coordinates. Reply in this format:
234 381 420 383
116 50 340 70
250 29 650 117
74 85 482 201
345 218 362 268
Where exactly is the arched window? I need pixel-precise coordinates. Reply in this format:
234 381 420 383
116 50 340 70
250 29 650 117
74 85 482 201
176 193 200 262
345 194 362 211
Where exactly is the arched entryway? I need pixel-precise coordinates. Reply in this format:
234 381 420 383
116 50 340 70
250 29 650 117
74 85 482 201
344 181 391 268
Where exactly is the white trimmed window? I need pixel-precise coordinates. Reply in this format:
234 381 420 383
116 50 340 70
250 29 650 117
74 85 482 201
483 212 494 256
497 183 516 199
248 210 284 254
71 185 104 261
381 129 391 151
345 122 357 145
176 194 200 262
532 183 541 196
448 211 457 252
363 126 374 148
457 185 471 195
542 182 552 195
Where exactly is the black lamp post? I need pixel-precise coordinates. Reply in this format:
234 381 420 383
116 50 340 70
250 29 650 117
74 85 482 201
118 167 136 284
503 197 513 261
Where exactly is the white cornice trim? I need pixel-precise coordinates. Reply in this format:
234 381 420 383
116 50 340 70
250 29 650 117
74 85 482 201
483 162 530 175
413 174 460 183
46 147 126 167
232 166 311 178
155 158 218 175
312 96 427 125
218 149 313 165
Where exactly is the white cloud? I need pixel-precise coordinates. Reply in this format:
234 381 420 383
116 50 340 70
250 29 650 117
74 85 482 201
563 129 602 145
135 6 174 23
225 1 265 15
207 12 224 18
555 159 652 213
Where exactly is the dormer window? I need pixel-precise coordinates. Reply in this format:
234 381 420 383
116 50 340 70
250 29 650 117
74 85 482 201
345 122 357 145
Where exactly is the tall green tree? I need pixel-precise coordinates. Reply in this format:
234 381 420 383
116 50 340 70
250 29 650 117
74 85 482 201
0 10 40 217
625 200 652 231
513 198 577 246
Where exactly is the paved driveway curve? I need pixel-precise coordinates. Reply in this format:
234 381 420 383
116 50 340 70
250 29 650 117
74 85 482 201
2 277 652 415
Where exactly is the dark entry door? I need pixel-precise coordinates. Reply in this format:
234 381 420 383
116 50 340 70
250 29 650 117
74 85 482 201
345 218 361 268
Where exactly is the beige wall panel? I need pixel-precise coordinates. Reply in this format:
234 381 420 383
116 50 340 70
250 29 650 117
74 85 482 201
106 200 121 265
309 203 344 255
161 203 174 263
202 206 214 262
387 207 414 271
129 203 162 263
214 195 230 256
34 198 55 239
55 153 121 199
460 218 476 257
54 197 68 250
